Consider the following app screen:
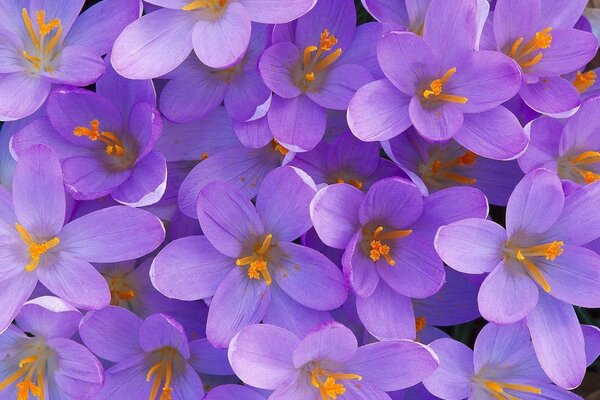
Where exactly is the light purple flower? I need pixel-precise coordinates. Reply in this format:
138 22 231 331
111 0 316 77
0 296 104 400
228 321 439 399
360 0 432 33
435 168 600 388
152 166 347 348
12 59 166 206
0 0 140 120
0 144 165 332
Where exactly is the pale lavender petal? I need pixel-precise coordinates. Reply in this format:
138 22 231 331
0 72 50 121
293 322 357 367
41 45 105 86
306 63 372 110
409 97 464 141
139 313 190 357
111 151 167 207
16 296 81 339
422 338 474 400
241 0 315 23
519 77 581 118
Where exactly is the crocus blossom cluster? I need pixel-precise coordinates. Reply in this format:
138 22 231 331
0 0 599 399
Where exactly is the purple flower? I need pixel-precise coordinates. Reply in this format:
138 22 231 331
111 0 316 77
360 0 432 33
568 67 600 99
348 0 527 161
159 24 271 123
0 0 140 120
0 296 103 400
310 177 487 340
229 321 439 399
79 307 232 400
204 384 267 400
423 322 582 400
259 0 375 152
486 0 597 117
152 166 347 347
520 97 600 191
384 128 524 206
12 59 166 206
435 168 600 388
0 144 165 332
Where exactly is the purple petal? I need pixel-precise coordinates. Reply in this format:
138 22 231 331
306 63 372 110
188 338 233 375
59 206 165 262
127 101 162 161
518 117 562 173
259 42 302 98
139 313 190 358
41 45 105 86
241 0 315 23
225 70 271 122
295 0 356 51
0 271 37 333
228 323 299 389
409 97 464 141
169 362 205 399
29 0 84 33
233 116 273 149
16 296 81 339
192 2 251 69
583 325 600 367
0 72 50 121
293 321 357 366
204 384 266 400
111 151 167 207
493 0 541 51
519 77 581 118
62 156 130 200
540 0 587 28
342 22 384 79
422 338 474 399
561 97 600 152
359 177 423 227
94 354 150 399
343 231 380 298
0 30 25 74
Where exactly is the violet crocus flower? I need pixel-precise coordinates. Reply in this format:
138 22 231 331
79 307 232 400
519 97 600 191
259 0 375 152
111 0 316 77
309 177 487 340
0 296 104 400
567 67 600 100
485 0 598 117
348 0 527 161
423 322 583 400
159 23 271 123
204 384 266 400
434 168 600 388
152 166 347 347
0 144 165 333
384 128 524 206
289 130 404 191
0 0 140 120
360 0 432 33
12 59 166 206
228 321 439 399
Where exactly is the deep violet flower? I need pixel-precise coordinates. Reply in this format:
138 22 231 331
309 178 487 340
348 0 527 161
0 297 104 400
228 321 439 399
0 144 165 333
79 307 232 400
435 168 600 388
384 128 524 206
259 0 375 152
0 0 140 120
111 0 316 77
423 322 584 400
152 166 347 348
12 59 166 206
484 0 598 117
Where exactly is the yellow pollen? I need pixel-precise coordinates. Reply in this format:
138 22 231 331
0 354 46 400
310 366 362 400
509 241 564 293
509 27 552 69
368 226 413 265
15 223 59 272
73 119 125 158
300 29 342 89
427 151 478 185
483 380 542 400
235 234 273 285
335 177 363 189
270 139 289 156
573 70 597 94
422 67 468 104
200 152 209 161
415 316 427 333
146 348 176 400
108 276 136 306
566 151 600 184
21 8 63 71
182 0 227 11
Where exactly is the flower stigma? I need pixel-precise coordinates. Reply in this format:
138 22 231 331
146 347 177 400
573 70 596 94
21 8 62 73
310 365 362 400
504 241 564 293
0 352 48 400
422 67 468 104
481 379 541 400
368 226 413 265
508 27 552 68
298 29 342 90
15 223 59 272
236 234 274 285
73 119 126 158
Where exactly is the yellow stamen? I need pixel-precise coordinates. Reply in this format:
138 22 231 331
146 348 176 400
509 241 564 293
335 177 363 189
426 151 477 185
573 70 597 94
310 366 362 400
0 355 46 400
270 139 288 156
73 119 125 158
509 27 552 68
21 8 63 71
15 223 59 272
108 276 136 306
182 0 227 11
415 316 427 333
300 29 342 89
483 380 541 400
422 67 468 104
200 152 209 161
235 234 273 285
368 226 413 265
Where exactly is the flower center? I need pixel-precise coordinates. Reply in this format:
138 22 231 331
335 177 363 189
0 354 47 400
270 139 289 156
415 316 427 333
146 347 177 400
15 223 59 272
310 366 362 400
559 150 600 185
508 27 552 69
236 234 274 285
298 29 343 91
108 276 136 306
420 150 478 186
573 70 596 94
368 226 413 266
21 8 62 72
504 241 564 293
73 119 126 158
482 380 541 400
422 67 468 104
182 0 228 12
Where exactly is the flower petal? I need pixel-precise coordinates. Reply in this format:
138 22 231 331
409 97 464 141
519 76 581 118
422 338 474 400
241 0 315 23
0 72 50 122
139 313 190 358
292 321 357 367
